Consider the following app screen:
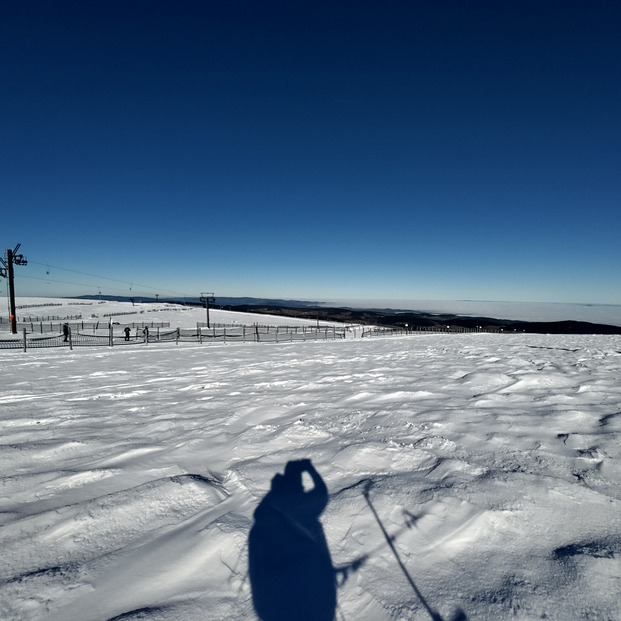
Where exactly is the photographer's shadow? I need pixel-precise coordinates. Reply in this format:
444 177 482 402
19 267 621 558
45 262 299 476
248 459 336 621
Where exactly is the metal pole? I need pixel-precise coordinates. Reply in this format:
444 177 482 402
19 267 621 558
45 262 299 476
200 293 214 329
7 249 17 334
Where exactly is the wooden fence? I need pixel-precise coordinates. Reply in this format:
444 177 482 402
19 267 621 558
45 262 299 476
0 324 348 350
0 323 502 351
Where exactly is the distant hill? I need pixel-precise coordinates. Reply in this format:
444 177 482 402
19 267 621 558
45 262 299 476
204 297 321 308
72 295 621 334
73 295 320 308
217 303 621 335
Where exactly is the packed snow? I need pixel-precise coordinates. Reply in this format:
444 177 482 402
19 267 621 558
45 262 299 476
1 300 620 620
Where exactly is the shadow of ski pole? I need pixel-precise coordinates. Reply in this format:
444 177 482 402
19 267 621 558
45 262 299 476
362 481 466 621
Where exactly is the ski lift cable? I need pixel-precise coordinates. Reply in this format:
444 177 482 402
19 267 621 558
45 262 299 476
26 259 194 298
19 274 139 293
19 274 157 299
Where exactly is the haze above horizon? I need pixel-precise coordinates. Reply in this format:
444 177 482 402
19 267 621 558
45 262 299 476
3 1 620 304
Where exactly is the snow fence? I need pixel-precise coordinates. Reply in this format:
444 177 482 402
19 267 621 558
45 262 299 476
0 324 349 351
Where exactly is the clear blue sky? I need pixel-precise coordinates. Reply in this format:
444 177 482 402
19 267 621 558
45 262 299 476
2 1 620 304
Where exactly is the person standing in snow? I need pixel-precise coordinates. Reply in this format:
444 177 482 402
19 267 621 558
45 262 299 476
249 459 336 621
124 326 131 341
62 323 69 342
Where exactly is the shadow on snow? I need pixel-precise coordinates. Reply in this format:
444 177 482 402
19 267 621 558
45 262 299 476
249 459 336 621
248 461 467 621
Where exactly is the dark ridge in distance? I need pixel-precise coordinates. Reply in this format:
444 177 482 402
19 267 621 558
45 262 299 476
75 295 320 308
216 305 621 335
74 296 621 334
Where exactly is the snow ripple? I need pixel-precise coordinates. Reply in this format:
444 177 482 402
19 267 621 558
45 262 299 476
1 333 620 620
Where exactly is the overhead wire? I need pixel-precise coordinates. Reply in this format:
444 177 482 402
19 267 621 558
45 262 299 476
19 274 146 296
25 259 195 299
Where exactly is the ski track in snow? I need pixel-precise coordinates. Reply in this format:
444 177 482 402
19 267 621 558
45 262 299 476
1 332 621 620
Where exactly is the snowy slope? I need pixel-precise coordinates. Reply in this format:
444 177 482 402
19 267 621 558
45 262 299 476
1 309 620 619
6 298 339 329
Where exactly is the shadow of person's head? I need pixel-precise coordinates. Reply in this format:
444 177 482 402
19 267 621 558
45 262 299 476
248 459 336 621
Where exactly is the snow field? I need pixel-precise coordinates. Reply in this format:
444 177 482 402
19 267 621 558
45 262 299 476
1 331 620 620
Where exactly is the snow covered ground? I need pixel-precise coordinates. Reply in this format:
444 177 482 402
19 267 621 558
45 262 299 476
4 298 342 330
1 301 620 620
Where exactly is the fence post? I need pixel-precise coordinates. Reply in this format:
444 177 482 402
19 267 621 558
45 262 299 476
109 324 113 347
176 328 180 345
23 328 27 352
69 327 73 350
198 325 202 343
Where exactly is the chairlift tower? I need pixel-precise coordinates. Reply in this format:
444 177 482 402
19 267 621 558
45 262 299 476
200 292 215 328
0 244 28 334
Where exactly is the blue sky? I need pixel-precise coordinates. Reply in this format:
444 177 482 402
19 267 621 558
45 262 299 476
2 1 621 304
